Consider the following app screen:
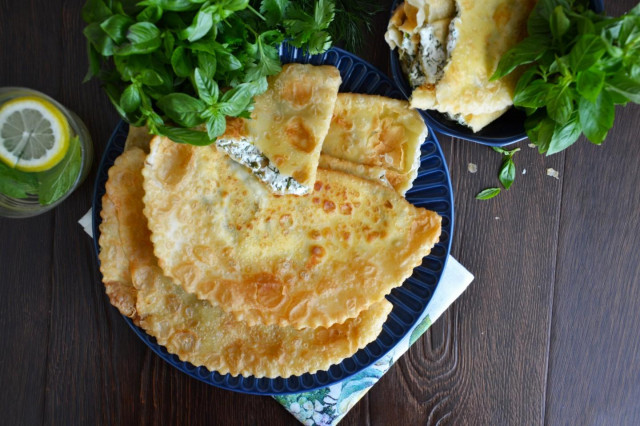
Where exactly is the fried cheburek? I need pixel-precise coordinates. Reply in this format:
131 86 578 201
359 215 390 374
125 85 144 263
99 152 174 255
99 195 137 320
99 148 393 378
386 0 536 131
142 137 442 329
321 94 427 195
216 63 342 193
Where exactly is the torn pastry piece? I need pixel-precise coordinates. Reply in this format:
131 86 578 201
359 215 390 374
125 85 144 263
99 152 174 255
142 136 442 329
321 93 427 195
386 0 536 131
101 146 393 379
216 63 341 194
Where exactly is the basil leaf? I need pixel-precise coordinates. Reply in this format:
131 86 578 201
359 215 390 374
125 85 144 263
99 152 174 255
83 42 102 83
193 67 219 105
550 6 571 39
115 22 162 55
157 93 205 128
179 10 214 42
127 22 160 45
491 35 549 80
219 79 267 116
156 126 212 145
215 48 242 73
546 83 574 123
576 68 605 102
514 79 551 108
83 23 115 56
137 6 163 23
82 0 112 23
100 14 133 44
0 161 38 199
38 136 82 206
196 52 217 79
534 117 556 154
606 73 640 103
579 90 615 145
547 114 582 155
137 0 199 12
499 158 516 190
171 46 194 78
120 84 141 113
139 69 165 86
206 112 226 139
476 188 501 200
568 34 607 71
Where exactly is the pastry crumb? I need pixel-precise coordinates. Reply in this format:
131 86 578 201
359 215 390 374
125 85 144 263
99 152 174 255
467 163 478 173
546 168 560 179
522 168 527 175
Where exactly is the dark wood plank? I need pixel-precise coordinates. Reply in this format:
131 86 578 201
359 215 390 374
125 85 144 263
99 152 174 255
0 216 53 425
0 1 63 424
363 132 566 424
545 81 640 426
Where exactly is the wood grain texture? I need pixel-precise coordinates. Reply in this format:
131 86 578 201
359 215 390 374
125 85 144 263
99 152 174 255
1 0 640 425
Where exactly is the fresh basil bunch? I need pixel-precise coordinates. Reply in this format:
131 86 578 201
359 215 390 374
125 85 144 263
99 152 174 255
82 0 337 145
492 0 640 155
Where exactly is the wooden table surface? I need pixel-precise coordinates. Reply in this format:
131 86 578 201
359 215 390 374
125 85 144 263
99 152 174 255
2 1 639 424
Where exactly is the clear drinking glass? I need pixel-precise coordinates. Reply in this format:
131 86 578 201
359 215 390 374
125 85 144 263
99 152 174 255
0 87 93 218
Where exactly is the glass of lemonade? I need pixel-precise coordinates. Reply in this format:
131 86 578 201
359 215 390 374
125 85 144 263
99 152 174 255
0 87 93 218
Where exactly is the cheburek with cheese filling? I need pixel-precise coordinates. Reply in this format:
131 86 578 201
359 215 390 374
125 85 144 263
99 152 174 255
386 0 536 131
99 148 394 378
142 136 442 329
216 63 341 194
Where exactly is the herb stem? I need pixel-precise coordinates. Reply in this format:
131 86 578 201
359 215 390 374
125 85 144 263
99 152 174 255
247 5 266 22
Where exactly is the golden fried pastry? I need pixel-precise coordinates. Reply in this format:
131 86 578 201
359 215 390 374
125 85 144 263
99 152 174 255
123 125 153 153
100 148 393 378
216 63 341 194
321 93 427 194
142 136 442 329
98 194 137 320
386 0 536 131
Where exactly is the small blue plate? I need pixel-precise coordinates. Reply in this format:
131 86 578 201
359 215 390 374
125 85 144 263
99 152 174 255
389 0 605 147
92 46 454 395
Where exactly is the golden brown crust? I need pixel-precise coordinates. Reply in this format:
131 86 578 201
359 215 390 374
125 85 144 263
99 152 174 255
124 125 153 153
433 0 536 116
142 137 442 329
389 0 535 131
99 188 137 320
322 93 426 195
244 63 341 189
105 145 393 378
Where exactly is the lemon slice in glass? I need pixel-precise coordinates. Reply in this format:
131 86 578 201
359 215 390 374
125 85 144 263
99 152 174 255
0 96 70 172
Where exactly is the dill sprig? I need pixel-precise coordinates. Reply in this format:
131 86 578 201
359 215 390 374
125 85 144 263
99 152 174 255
299 0 384 53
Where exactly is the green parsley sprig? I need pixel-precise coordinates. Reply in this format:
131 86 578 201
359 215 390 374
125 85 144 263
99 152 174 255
82 0 339 145
492 0 640 156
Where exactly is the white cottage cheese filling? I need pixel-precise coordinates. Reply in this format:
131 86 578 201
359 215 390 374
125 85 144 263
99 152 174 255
216 138 309 196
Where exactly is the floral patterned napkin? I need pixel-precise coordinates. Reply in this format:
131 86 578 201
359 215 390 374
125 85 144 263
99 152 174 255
274 257 473 425
79 210 473 425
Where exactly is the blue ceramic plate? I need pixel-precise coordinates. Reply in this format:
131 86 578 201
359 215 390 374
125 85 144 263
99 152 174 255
389 0 605 147
92 46 454 395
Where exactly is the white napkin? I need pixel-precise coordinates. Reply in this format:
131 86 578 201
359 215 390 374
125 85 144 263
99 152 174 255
80 208 473 425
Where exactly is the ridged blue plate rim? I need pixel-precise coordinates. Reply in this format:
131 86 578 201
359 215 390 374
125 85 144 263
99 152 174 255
92 46 454 395
388 0 605 147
